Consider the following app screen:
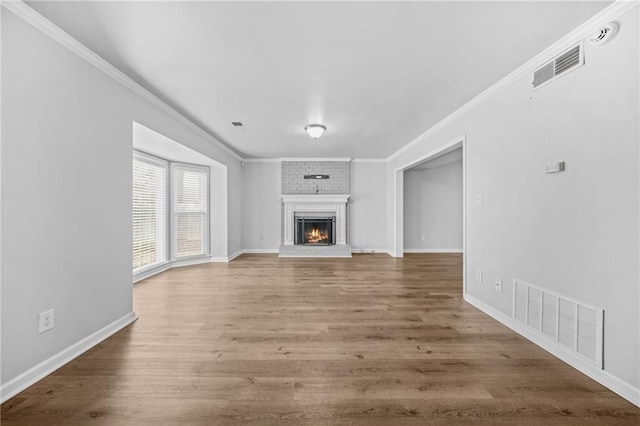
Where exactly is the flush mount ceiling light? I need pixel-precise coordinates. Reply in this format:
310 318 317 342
305 124 326 140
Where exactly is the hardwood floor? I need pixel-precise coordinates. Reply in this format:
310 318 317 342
2 253 639 425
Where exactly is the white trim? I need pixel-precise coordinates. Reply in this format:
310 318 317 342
280 158 352 162
227 250 244 262
1 0 243 162
170 162 210 260
209 256 230 263
351 159 387 163
395 137 464 174
281 194 351 204
171 256 212 269
133 256 216 283
462 136 467 295
242 158 281 163
638 1 640 403
133 263 171 284
0 6 4 406
351 248 391 254
403 248 463 253
386 0 640 162
464 294 640 408
245 158 385 163
0 312 137 404
241 249 279 254
392 136 465 259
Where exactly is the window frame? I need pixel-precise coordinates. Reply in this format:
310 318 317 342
132 150 210 276
132 150 170 275
170 161 211 261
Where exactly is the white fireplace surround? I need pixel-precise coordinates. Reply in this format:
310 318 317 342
282 194 350 246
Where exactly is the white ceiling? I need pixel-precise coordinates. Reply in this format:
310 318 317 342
28 1 610 159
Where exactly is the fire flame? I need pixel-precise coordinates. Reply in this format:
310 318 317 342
307 226 328 243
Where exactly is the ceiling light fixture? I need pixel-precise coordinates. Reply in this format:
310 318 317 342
305 124 326 140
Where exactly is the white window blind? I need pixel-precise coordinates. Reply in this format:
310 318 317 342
133 152 168 272
172 164 209 258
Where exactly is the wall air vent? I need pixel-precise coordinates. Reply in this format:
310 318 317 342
513 279 603 368
532 43 584 89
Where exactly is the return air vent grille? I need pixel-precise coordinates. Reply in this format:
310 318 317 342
513 279 603 368
532 43 584 89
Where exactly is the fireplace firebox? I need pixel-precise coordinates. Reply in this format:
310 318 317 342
295 216 336 245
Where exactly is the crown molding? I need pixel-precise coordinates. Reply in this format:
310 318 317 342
243 158 385 163
387 0 640 163
242 158 282 163
280 158 352 162
351 158 387 163
1 0 243 162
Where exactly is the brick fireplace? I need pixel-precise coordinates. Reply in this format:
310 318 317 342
279 160 352 257
281 194 349 246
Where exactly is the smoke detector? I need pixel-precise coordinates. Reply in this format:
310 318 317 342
589 22 619 46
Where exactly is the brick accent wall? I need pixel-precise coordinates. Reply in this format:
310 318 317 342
281 161 350 195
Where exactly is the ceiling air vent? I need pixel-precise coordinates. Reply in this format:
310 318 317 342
533 43 583 89
231 121 246 131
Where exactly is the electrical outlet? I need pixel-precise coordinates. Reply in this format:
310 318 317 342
38 309 55 334
495 279 503 293
475 270 483 283
420 234 425 242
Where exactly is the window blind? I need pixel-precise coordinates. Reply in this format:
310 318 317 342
133 152 168 272
173 164 209 258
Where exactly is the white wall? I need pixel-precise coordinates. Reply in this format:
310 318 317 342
133 123 229 261
1 9 242 393
241 161 281 251
240 160 388 252
388 6 639 391
404 158 463 251
350 161 387 251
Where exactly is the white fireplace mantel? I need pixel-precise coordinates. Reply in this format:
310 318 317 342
282 194 350 245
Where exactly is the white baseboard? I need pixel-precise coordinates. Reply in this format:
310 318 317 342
350 248 390 254
0 311 137 404
172 257 214 268
241 249 279 254
404 248 463 253
134 257 214 283
227 250 244 261
464 293 640 408
133 263 171 283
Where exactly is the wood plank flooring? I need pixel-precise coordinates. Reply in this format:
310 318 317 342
2 253 639 425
